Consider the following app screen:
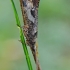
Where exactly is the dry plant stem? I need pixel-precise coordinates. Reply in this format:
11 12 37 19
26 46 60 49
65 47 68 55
19 0 41 70
31 44 41 70
11 0 33 70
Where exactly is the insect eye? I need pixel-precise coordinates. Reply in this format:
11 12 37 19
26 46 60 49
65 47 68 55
22 1 27 7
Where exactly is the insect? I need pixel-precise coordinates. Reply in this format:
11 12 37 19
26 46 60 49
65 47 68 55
19 0 40 70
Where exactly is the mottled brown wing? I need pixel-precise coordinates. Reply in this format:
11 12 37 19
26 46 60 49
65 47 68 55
32 0 40 7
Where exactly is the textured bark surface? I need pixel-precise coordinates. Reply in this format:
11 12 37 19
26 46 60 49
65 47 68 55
19 0 41 70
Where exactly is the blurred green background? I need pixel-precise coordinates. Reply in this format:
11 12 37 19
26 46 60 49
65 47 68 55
0 0 70 70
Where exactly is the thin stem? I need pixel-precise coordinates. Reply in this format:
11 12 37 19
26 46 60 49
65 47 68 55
11 0 33 70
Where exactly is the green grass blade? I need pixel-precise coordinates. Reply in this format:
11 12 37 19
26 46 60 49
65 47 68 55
11 0 20 27
11 0 33 70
